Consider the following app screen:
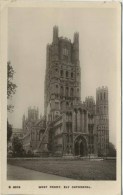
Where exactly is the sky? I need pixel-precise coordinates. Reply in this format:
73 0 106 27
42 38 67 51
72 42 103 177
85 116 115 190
8 6 120 146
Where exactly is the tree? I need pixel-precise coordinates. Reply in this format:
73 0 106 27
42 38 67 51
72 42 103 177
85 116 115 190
108 142 116 157
12 136 23 157
7 61 17 142
7 61 17 112
7 120 12 142
98 148 103 157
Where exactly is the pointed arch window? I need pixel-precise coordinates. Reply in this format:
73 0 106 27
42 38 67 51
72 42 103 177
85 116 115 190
60 86 64 96
100 93 102 100
98 94 99 100
66 87 69 97
56 85 59 94
71 72 73 78
70 88 74 97
60 70 63 77
66 102 69 108
77 88 79 96
63 48 68 56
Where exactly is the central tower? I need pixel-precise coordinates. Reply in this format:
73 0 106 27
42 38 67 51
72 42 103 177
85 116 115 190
44 26 81 122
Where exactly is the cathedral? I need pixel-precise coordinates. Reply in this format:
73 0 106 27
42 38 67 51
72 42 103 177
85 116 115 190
23 26 109 157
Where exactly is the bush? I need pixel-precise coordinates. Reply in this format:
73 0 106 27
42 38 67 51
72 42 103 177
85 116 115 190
12 136 23 157
108 142 116 157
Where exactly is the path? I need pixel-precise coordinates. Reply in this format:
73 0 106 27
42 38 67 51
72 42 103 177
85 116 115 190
7 164 71 180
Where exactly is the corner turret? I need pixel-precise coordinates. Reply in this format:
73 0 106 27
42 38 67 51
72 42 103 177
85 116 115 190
73 32 79 65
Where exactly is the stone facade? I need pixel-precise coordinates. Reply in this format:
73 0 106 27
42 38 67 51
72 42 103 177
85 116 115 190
96 87 109 156
22 107 45 153
47 104 98 157
38 26 109 157
22 26 109 157
44 26 81 122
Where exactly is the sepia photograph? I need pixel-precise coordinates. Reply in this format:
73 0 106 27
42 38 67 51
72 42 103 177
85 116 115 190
0 1 121 195
6 3 120 181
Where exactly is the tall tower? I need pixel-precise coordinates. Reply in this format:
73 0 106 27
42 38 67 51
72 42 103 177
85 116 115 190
27 107 39 121
96 86 109 156
44 26 81 122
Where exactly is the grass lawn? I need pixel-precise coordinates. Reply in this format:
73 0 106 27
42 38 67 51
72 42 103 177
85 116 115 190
7 158 116 180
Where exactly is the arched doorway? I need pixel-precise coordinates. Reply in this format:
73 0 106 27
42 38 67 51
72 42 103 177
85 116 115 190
74 136 87 156
75 142 79 155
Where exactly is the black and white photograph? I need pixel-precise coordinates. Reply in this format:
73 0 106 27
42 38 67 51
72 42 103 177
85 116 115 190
0 1 121 195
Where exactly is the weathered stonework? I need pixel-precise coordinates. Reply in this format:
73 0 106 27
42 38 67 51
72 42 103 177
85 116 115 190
22 107 46 153
22 26 109 157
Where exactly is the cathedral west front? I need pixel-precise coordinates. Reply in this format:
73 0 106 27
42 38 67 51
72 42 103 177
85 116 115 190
23 26 109 157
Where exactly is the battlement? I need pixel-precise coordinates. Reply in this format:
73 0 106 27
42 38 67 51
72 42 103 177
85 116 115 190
96 85 109 116
47 43 50 48
53 25 58 29
85 96 95 101
96 86 108 102
27 106 39 121
84 96 95 115
59 36 71 43
85 96 95 105
74 32 79 38
96 86 108 92
28 106 39 111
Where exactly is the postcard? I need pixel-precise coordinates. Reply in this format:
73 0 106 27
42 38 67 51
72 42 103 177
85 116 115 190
0 1 121 195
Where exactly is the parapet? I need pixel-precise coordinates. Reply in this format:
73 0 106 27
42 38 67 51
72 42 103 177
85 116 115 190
85 96 95 103
46 43 50 49
59 36 71 43
74 32 79 42
96 86 108 102
74 32 79 37
53 25 58 29
96 86 108 92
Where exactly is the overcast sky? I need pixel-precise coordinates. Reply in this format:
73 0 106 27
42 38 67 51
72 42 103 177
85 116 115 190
8 6 120 146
